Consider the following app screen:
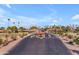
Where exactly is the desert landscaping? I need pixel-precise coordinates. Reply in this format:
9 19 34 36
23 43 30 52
0 25 79 54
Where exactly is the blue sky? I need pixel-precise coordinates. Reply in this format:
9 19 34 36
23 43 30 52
0 4 79 28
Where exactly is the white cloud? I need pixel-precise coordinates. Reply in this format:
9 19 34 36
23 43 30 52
0 8 6 14
0 22 5 25
0 8 6 18
6 4 11 8
0 14 4 18
16 15 62 27
73 22 79 24
17 16 39 26
72 14 79 20
0 6 62 27
10 18 16 23
52 19 58 23
48 8 57 15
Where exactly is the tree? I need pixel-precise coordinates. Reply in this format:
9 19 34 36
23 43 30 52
43 26 49 31
7 27 12 30
61 26 72 33
66 26 72 32
0 27 5 30
19 27 26 32
8 18 11 27
8 18 10 21
11 26 18 33
75 26 79 32
7 26 18 33
61 26 67 33
30 26 38 29
7 26 12 33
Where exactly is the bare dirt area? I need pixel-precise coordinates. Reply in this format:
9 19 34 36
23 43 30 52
58 35 79 55
0 36 23 54
0 32 29 55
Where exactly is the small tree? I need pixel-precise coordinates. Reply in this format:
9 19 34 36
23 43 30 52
19 27 26 32
75 26 79 32
74 37 79 45
0 27 5 30
30 26 38 29
11 26 18 33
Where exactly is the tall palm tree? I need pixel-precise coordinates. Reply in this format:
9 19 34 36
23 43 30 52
7 18 10 32
8 18 10 21
8 18 11 28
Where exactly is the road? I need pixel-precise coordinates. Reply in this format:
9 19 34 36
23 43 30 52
5 33 72 55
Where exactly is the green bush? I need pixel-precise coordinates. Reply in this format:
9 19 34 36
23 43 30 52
74 37 79 45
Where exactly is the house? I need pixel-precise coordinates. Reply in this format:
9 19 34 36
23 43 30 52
0 30 7 33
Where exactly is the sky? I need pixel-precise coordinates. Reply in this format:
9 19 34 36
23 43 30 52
0 4 79 28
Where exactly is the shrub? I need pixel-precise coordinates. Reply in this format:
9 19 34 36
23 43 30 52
57 31 63 35
77 33 79 35
73 37 79 45
3 40 9 46
0 38 3 45
11 36 17 41
18 33 24 38
68 41 73 45
67 35 73 39
64 33 68 36
5 34 9 38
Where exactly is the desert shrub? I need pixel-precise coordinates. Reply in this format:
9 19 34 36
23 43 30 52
11 36 17 41
18 33 24 38
67 41 73 45
73 37 79 45
11 33 17 40
0 38 3 45
23 32 28 36
74 36 77 39
57 31 63 35
5 34 9 38
77 33 79 35
67 34 73 39
3 40 9 46
64 33 68 36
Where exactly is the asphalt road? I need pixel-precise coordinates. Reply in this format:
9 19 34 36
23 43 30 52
5 33 72 55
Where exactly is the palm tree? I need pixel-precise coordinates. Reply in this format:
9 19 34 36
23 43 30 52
8 18 10 28
30 26 38 30
8 18 10 21
0 27 5 30
4 18 10 46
